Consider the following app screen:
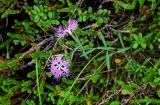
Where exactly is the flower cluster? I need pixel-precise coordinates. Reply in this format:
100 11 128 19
49 19 78 80
50 54 69 80
56 19 78 38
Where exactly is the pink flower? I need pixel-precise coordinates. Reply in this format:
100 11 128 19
67 19 78 31
56 25 67 38
56 19 78 38
50 54 69 80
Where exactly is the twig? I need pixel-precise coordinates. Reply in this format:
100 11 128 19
98 0 113 9
98 89 122 105
23 38 59 103
111 29 130 33
20 38 50 59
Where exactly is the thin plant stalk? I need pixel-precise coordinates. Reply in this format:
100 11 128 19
69 32 88 59
36 57 42 105
61 51 103 105
76 61 105 97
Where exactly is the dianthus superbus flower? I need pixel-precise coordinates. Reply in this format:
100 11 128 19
50 54 69 80
56 19 78 38
56 25 67 38
67 19 78 31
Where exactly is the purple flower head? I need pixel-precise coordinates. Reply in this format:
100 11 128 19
50 54 69 80
67 19 78 31
56 25 67 38
55 19 78 38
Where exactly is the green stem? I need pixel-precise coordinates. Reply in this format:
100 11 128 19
61 51 103 105
36 58 42 105
76 61 105 97
70 32 88 59
118 33 135 70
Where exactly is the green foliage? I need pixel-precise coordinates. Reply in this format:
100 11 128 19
116 80 138 95
13 20 39 36
135 97 160 104
0 0 160 105
110 101 120 105
0 95 11 105
0 59 21 71
30 5 59 30
132 33 147 49
7 33 28 46
77 7 110 25
1 10 19 18
114 0 158 10
119 0 137 10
